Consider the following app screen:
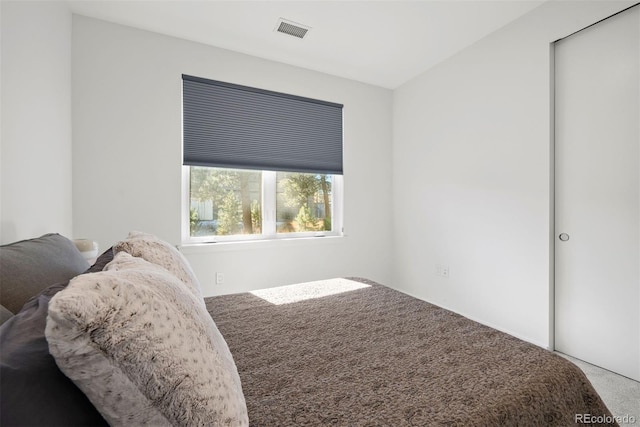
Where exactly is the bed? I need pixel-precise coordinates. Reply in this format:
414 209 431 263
205 277 614 426
0 233 616 426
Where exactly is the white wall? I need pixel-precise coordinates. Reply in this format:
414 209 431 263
6 2 631 348
72 16 393 295
0 1 72 244
392 1 636 348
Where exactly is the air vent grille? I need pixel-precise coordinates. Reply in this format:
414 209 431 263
275 19 310 39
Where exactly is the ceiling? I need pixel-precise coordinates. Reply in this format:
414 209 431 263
66 0 546 89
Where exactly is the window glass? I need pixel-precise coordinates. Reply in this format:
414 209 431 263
189 167 262 237
276 172 332 234
186 167 339 242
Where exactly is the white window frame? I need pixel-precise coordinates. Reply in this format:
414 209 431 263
181 166 343 244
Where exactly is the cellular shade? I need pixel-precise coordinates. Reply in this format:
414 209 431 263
182 75 343 175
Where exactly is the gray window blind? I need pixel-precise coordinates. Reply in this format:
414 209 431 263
182 75 343 175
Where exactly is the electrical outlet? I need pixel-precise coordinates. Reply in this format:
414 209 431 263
215 272 225 285
441 265 449 278
435 264 450 278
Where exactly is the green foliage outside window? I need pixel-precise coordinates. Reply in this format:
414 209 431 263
189 167 333 238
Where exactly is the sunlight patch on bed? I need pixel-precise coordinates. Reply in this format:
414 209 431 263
250 278 371 305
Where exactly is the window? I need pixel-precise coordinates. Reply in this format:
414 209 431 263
276 171 334 234
186 167 342 242
189 167 262 237
182 75 343 243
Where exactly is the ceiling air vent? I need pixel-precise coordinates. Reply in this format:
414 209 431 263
275 18 311 39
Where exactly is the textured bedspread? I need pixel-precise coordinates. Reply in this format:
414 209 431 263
205 278 614 426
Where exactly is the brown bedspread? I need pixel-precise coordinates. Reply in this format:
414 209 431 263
205 278 615 426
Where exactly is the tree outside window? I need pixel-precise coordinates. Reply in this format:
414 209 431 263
188 167 334 239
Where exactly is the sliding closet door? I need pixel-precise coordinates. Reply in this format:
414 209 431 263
554 5 639 381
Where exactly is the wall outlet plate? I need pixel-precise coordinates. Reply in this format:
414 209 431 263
441 266 449 278
435 264 450 278
215 272 225 285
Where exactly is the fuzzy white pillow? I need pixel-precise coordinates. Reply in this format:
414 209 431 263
45 252 248 427
113 231 202 298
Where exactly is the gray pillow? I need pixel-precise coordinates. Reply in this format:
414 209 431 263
0 282 108 426
0 248 115 426
0 233 89 314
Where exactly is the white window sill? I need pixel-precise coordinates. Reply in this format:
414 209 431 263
178 234 345 254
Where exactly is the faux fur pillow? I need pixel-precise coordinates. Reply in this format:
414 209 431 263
113 231 202 298
45 252 248 427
